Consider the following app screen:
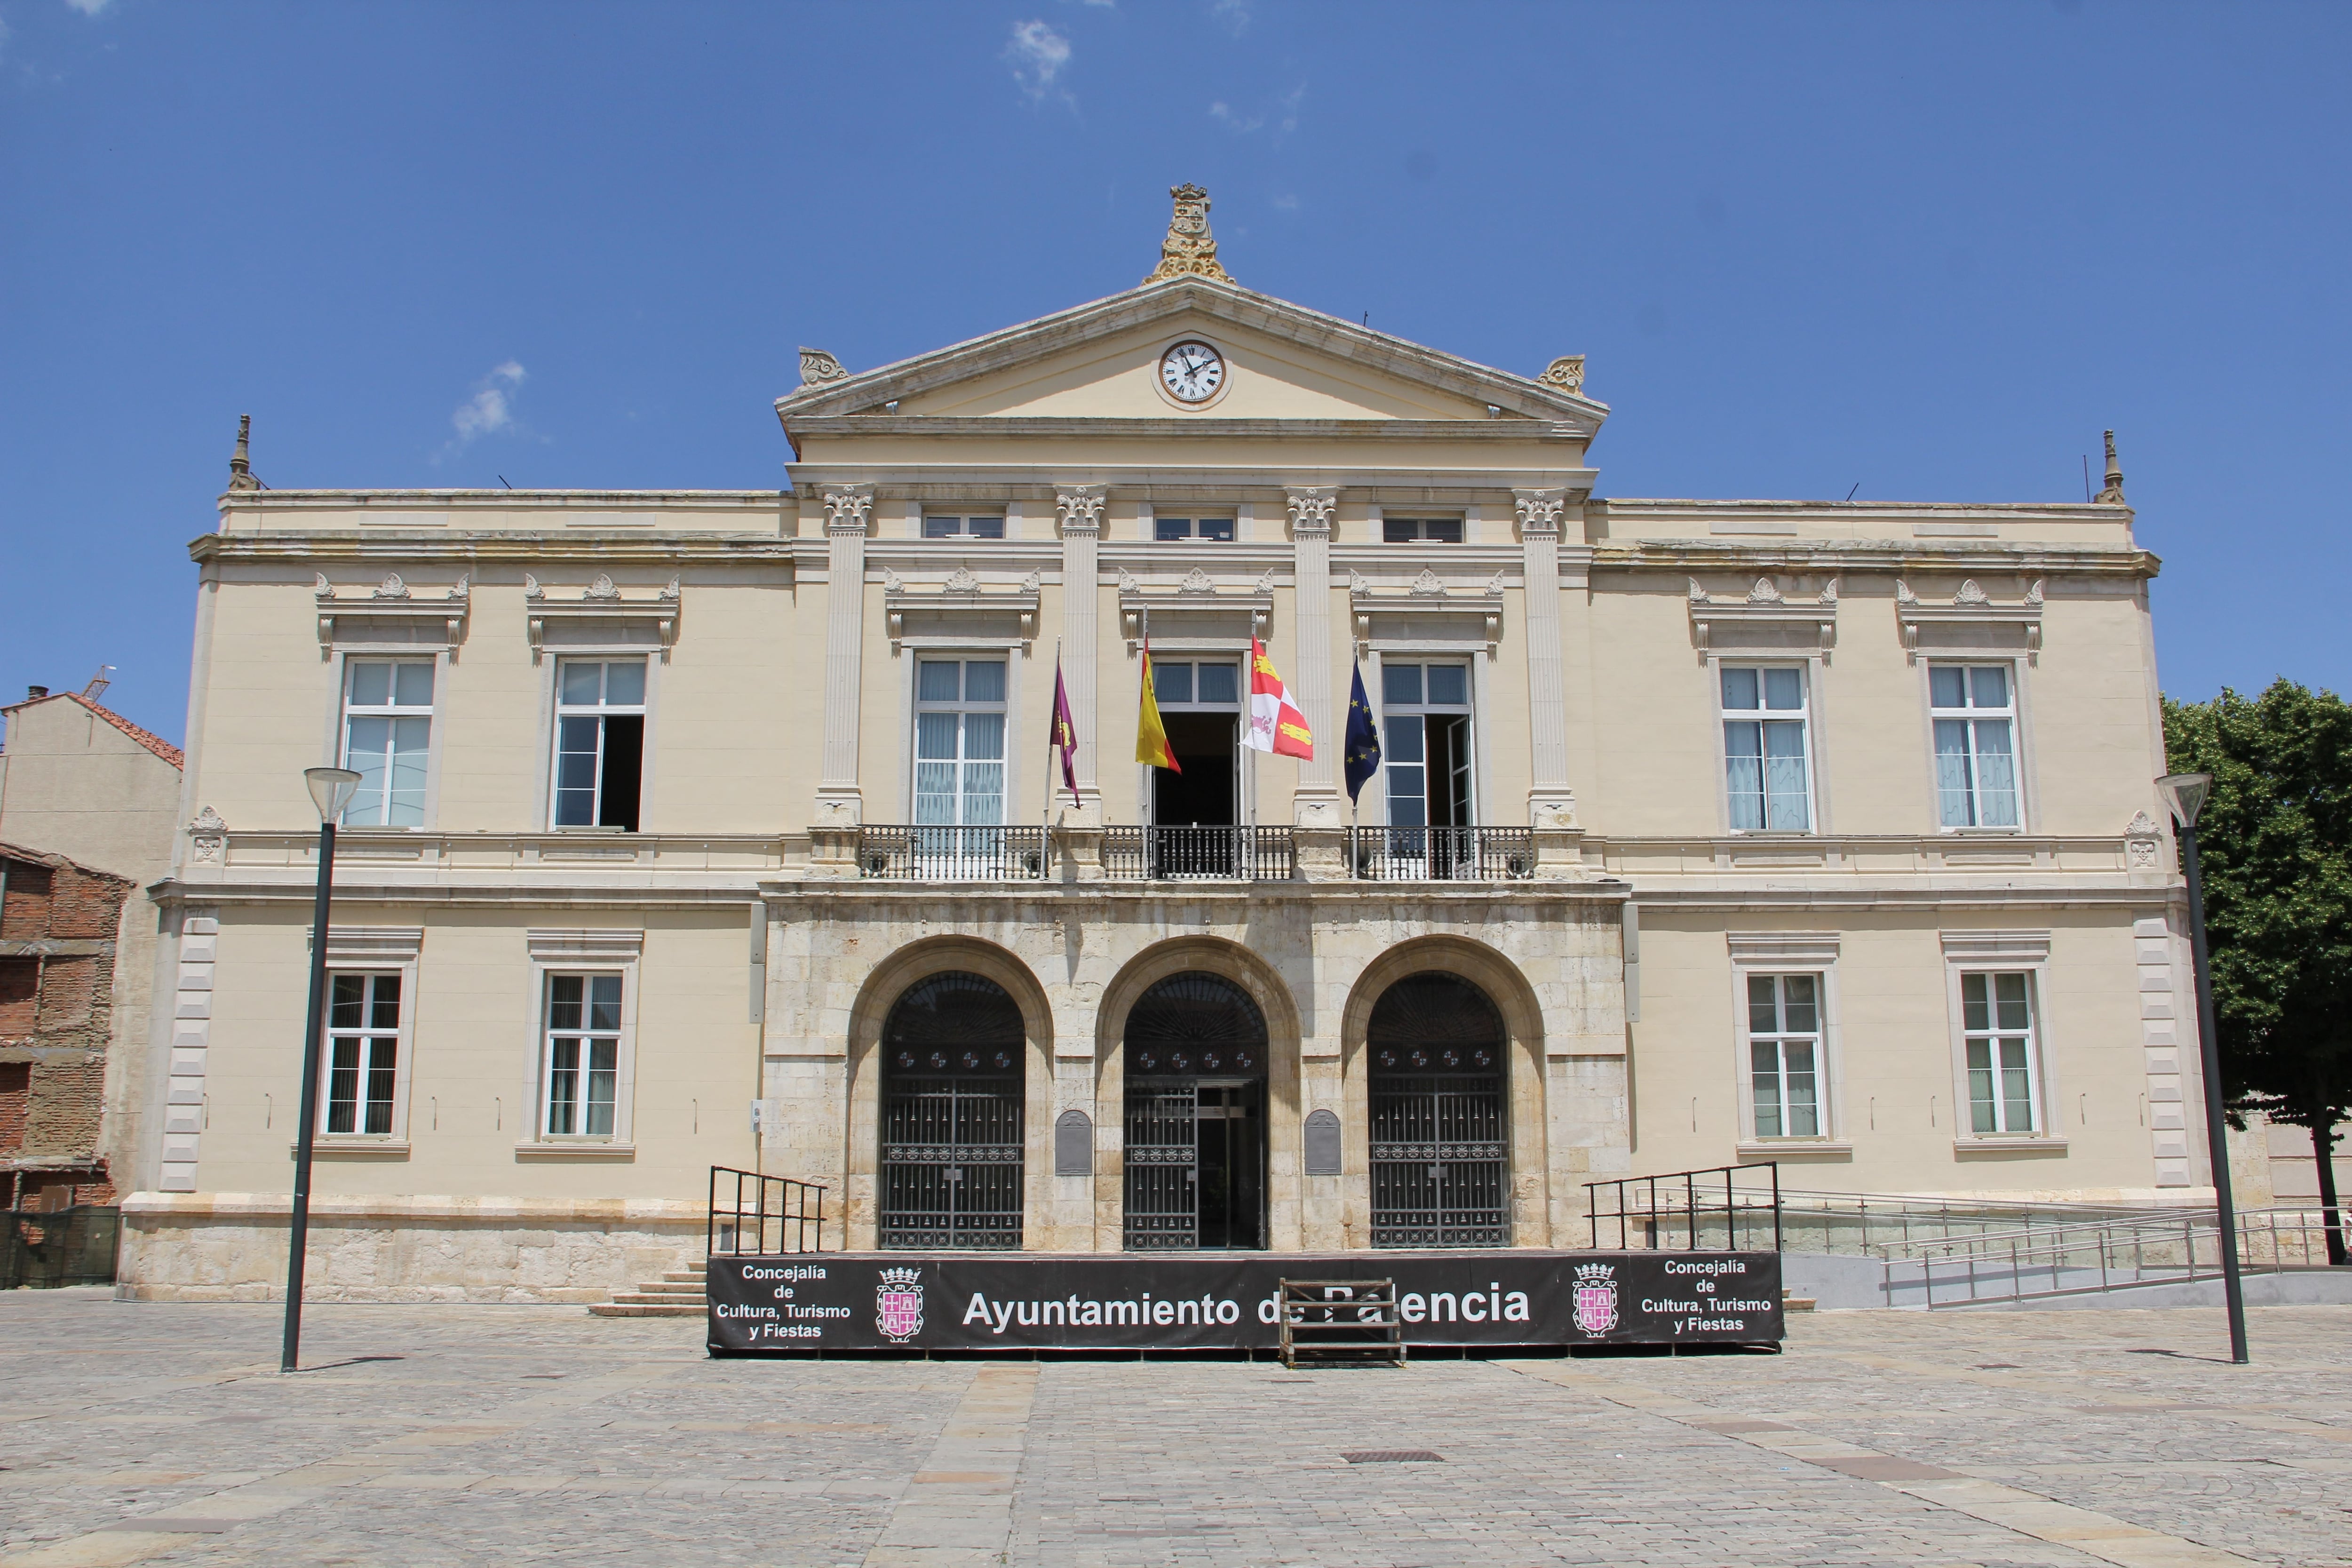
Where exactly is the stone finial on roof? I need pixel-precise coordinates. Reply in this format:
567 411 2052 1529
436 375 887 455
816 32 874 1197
227 414 261 492
2095 429 2127 505
1144 183 1233 285
1539 356 1586 394
799 348 849 388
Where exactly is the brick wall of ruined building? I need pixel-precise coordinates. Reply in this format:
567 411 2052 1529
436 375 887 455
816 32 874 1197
1 848 133 1207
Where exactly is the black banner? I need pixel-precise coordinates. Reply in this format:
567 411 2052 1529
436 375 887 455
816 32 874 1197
707 1250 1780 1353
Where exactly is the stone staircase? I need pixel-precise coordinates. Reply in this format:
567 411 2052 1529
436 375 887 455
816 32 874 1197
589 1266 707 1318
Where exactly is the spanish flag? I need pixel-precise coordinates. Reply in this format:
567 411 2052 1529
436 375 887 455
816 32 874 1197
1136 638 1180 771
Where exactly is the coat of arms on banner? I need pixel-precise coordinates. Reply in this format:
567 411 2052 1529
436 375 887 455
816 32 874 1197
875 1267 926 1343
1572 1262 1619 1336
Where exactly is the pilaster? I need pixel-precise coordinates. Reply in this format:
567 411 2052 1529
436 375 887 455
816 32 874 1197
1285 486 1342 827
1056 486 1106 825
814 485 871 829
1515 487 1578 834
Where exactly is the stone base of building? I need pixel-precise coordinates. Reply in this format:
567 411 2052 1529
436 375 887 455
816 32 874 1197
116 1193 707 1304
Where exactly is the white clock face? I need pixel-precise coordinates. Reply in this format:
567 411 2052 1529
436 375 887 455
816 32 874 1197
1160 340 1225 404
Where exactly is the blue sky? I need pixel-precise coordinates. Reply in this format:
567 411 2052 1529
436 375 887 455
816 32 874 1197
3 0 2346 743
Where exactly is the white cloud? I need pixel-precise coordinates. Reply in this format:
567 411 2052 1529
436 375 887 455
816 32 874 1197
1005 20 1071 103
1209 0 1249 37
1208 100 1263 133
1271 193 1299 211
1081 0 1116 7
1277 81 1304 134
448 361 526 446
0 18 12 58
64 0 115 15
1210 82 1303 137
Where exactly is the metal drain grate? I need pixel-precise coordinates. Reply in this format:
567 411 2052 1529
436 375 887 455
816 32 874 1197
1342 1449 1443 1464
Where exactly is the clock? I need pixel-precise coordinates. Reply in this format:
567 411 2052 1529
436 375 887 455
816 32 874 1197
1159 340 1226 404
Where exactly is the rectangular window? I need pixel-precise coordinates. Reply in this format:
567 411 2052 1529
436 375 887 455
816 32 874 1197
1722 665 1812 832
1152 516 1236 542
1931 664 2020 828
323 972 401 1136
1962 971 2039 1133
552 660 646 831
1381 661 1473 828
1152 660 1240 708
341 659 434 828
1746 974 1822 1138
1382 517 1464 543
914 659 1008 827
544 973 622 1137
921 514 1005 539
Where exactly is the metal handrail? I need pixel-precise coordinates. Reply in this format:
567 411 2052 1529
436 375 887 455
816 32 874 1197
1349 825 1535 881
856 825 1050 881
1586 1162 1782 1252
707 1166 827 1257
1877 1205 2349 1308
1100 825 1296 881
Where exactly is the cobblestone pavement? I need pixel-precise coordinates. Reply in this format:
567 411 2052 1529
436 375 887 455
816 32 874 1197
2 1291 2347 1567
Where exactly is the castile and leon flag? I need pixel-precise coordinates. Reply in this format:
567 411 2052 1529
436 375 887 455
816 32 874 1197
1245 638 1314 760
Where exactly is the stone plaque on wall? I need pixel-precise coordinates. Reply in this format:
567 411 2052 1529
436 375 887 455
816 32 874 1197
1303 1108 1342 1176
1054 1109 1093 1176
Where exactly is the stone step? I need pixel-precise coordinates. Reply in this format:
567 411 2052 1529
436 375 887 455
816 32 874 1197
632 1279 707 1295
589 1300 706 1318
1783 1289 1817 1313
662 1269 710 1284
607 1290 708 1307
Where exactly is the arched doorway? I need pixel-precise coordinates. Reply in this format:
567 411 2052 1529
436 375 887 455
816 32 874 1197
1123 972 1268 1250
878 972 1025 1249
1367 972 1510 1247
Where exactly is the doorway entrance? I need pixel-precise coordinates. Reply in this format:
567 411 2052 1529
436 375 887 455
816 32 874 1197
1122 972 1268 1250
877 973 1025 1250
1367 972 1510 1248
1148 658 1243 878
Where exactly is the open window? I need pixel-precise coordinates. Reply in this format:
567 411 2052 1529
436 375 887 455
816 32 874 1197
552 659 645 831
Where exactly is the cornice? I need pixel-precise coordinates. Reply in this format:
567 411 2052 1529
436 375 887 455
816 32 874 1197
773 277 1610 427
787 466 1600 494
790 416 1589 444
191 532 795 565
218 488 785 513
1598 498 2130 523
1591 539 2158 579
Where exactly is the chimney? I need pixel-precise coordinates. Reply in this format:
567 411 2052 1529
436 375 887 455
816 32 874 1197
26 685 48 700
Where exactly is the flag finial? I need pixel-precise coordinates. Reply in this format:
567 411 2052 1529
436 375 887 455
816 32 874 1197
2094 429 2126 505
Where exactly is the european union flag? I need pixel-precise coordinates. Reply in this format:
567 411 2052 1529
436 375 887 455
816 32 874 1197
1343 661 1382 804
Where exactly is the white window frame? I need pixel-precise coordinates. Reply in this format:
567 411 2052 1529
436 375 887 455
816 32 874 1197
1376 658 1478 830
1928 660 2025 832
1380 516 1465 544
1140 652 1247 828
520 930 642 1151
1727 933 1845 1153
911 655 1011 828
1151 514 1237 542
1941 931 2061 1148
317 926 422 1147
1718 662 1818 834
548 656 651 832
326 651 447 830
921 513 1006 540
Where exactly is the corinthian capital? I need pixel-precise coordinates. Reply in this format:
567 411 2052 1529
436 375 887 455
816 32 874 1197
1055 485 1106 535
1285 486 1337 538
1513 487 1568 538
823 485 874 535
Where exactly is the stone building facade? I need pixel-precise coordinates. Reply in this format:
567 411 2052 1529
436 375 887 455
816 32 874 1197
1 843 137 1207
121 190 2204 1301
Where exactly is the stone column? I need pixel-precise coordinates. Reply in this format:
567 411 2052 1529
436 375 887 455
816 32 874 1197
1515 487 1583 873
1055 486 1105 827
812 486 871 864
1285 486 1342 819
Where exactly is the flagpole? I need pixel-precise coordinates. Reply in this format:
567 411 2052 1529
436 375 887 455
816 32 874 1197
1045 637 1061 850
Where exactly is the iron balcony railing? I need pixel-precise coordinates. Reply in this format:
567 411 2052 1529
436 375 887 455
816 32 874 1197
856 825 1049 881
708 1166 827 1257
1102 825 1296 881
1587 1162 1784 1252
1351 825 1536 881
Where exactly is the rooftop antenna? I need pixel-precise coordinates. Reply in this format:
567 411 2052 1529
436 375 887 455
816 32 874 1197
80 666 115 700
1843 483 1859 502
499 475 513 489
227 414 262 492
2082 454 2091 501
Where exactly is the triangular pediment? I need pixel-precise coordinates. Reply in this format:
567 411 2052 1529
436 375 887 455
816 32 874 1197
777 278 1605 433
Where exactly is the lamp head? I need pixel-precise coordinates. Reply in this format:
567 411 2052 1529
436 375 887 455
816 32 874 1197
2155 772 2213 830
304 767 363 823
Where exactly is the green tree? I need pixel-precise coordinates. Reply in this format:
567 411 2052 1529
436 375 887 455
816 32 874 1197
2163 679 2352 1264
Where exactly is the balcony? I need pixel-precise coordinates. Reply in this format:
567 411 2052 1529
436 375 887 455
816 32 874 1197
1349 825 1535 881
1102 826 1296 882
854 825 1049 881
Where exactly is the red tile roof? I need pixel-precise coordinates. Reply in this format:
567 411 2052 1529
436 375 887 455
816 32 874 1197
0 692 184 769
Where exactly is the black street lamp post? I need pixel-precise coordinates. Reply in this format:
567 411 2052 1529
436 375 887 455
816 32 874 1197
283 766 360 1375
2156 771 2250 1365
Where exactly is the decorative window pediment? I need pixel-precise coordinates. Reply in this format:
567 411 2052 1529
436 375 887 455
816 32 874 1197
1687 576 1838 661
1897 578 2043 665
315 573 469 658
1348 568 1505 656
524 574 681 662
1117 566 1273 649
882 567 1041 650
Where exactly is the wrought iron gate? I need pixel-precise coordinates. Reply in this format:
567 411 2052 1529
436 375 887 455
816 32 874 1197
877 973 1026 1250
1366 972 1511 1248
1123 1080 1199 1250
